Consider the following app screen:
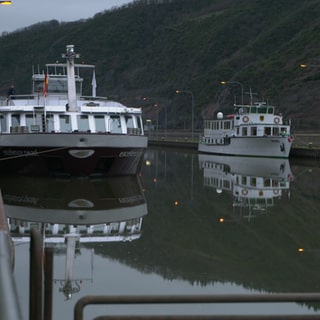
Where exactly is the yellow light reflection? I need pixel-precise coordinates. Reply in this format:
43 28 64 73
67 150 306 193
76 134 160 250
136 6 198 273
0 1 12 4
298 248 305 253
174 200 179 206
219 217 225 223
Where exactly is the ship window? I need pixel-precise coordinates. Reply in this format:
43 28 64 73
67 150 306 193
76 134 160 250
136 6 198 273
251 127 257 136
59 115 72 132
48 79 68 93
273 127 279 136
250 177 257 187
267 107 274 114
77 115 90 131
250 106 257 113
125 116 134 129
26 114 35 127
94 115 106 132
224 121 231 129
242 127 248 136
0 115 6 132
137 116 143 131
241 176 247 185
259 107 267 114
264 179 271 187
223 180 230 189
264 127 271 136
110 115 121 133
12 114 20 126
46 114 54 132
279 181 287 187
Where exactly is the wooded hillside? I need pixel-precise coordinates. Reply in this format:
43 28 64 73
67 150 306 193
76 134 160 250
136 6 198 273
0 0 319 130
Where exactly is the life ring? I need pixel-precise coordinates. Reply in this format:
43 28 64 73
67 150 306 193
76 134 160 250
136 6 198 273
242 189 248 196
288 135 294 143
242 116 249 123
274 117 280 124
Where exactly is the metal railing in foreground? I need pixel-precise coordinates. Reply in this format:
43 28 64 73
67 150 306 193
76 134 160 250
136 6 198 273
74 293 320 320
0 232 22 320
0 191 22 320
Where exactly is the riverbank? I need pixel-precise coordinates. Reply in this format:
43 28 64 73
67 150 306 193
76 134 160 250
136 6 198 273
147 132 320 159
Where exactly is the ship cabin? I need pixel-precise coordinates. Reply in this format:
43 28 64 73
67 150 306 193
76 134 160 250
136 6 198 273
203 102 290 143
0 103 145 136
0 64 145 136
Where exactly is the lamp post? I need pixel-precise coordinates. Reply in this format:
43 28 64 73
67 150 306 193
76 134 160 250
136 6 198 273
221 80 244 105
175 89 194 141
142 96 159 138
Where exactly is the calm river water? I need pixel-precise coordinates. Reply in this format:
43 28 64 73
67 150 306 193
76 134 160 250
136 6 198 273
5 148 320 319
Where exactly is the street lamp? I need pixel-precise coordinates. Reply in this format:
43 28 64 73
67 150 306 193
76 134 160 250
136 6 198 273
142 96 159 138
175 89 194 141
221 80 244 105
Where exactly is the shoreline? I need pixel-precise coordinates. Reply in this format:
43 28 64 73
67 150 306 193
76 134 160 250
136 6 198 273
148 134 320 159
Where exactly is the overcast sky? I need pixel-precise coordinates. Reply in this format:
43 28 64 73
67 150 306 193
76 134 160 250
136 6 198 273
0 0 133 34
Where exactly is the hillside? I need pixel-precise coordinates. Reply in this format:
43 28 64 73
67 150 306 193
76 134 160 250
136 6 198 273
0 0 319 130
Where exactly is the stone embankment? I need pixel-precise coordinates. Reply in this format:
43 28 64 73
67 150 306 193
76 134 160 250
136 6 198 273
147 131 320 158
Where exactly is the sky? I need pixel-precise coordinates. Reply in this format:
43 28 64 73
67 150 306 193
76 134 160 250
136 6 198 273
0 0 133 34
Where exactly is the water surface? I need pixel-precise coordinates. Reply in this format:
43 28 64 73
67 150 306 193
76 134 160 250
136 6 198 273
7 149 320 319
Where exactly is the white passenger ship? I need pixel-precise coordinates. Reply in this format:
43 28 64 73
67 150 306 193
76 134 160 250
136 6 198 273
198 102 293 158
199 154 293 220
0 45 147 176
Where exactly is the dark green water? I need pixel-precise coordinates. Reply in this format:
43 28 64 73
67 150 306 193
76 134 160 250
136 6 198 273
7 149 320 319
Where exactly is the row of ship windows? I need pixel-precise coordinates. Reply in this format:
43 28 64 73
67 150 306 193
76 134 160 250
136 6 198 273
204 126 288 144
205 121 232 130
237 126 288 136
0 113 143 133
10 218 142 236
204 121 287 135
204 177 286 188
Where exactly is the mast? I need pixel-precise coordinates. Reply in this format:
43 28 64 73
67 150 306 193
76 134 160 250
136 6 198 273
62 45 79 112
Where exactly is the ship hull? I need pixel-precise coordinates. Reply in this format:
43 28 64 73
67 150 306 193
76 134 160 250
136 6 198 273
198 136 292 158
0 133 147 176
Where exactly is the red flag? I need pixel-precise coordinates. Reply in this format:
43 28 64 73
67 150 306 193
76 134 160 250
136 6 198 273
43 72 48 96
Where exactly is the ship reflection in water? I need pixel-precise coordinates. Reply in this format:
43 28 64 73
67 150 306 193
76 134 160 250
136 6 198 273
198 155 293 221
1 175 147 299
